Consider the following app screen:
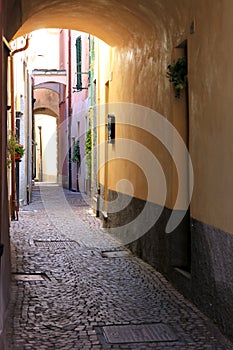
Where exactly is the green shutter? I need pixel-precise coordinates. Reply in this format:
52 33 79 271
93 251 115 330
76 36 82 91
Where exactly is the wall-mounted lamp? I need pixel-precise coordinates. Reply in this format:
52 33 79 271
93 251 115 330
16 111 23 119
107 114 115 144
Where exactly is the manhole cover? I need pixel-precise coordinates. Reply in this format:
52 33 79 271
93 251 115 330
103 323 178 344
101 250 130 258
12 273 46 281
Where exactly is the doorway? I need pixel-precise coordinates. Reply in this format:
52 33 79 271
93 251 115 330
34 114 58 183
170 40 191 273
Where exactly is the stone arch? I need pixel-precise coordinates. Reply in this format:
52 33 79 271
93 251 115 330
34 88 59 117
6 1 190 115
33 80 66 117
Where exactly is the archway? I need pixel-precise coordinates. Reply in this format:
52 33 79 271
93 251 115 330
6 0 193 313
34 113 58 183
7 0 190 293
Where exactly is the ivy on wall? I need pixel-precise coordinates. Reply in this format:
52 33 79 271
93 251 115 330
71 140 80 164
85 129 92 179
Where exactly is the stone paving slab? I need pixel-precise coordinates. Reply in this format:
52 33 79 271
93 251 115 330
6 185 233 350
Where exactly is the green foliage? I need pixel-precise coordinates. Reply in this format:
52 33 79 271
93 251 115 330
85 129 92 154
166 56 187 98
85 129 92 179
7 135 25 167
71 140 80 164
7 136 25 158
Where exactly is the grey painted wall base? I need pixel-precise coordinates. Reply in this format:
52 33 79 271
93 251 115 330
191 219 233 340
105 189 233 342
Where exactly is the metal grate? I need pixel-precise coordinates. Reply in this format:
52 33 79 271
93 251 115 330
34 240 80 248
103 323 178 344
101 250 131 258
12 273 47 281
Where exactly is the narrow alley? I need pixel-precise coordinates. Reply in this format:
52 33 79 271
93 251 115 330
6 185 233 350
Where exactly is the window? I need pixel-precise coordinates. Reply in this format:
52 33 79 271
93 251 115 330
76 36 82 91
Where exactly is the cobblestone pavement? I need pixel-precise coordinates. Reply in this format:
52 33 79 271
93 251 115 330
6 184 233 350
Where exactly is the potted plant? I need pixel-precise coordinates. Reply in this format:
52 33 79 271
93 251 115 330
14 143 25 160
7 136 25 164
166 56 187 98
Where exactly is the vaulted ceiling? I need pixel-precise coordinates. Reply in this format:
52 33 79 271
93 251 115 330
10 0 189 46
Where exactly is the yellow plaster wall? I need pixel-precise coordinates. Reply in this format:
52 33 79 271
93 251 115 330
188 0 233 233
95 0 233 234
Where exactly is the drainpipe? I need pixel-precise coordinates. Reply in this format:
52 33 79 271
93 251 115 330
38 126 43 182
68 30 72 190
31 77 36 181
10 36 29 220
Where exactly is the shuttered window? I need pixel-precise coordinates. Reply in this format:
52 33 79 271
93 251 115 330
76 36 82 91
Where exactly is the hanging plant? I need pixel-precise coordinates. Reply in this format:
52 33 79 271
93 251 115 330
7 135 25 165
71 140 80 164
166 56 187 98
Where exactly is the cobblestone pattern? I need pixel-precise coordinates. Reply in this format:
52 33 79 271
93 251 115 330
6 185 233 350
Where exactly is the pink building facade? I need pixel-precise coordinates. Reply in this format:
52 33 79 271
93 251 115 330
59 29 90 192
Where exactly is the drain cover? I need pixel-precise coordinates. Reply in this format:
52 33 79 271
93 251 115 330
34 240 79 248
12 273 46 281
103 323 178 344
101 250 130 258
